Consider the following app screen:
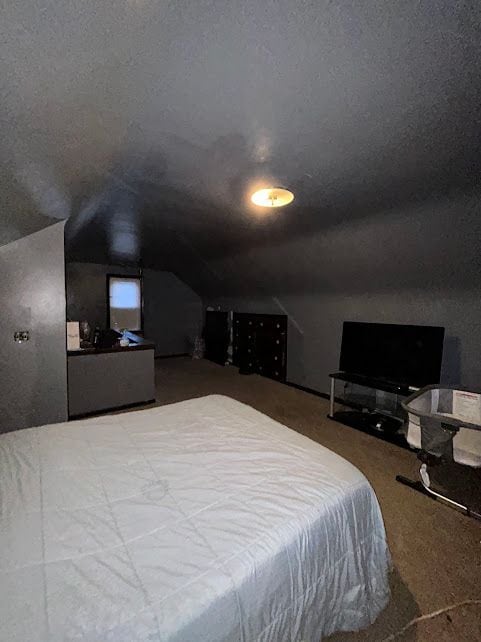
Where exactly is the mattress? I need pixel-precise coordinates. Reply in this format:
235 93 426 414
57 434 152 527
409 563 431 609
0 394 390 642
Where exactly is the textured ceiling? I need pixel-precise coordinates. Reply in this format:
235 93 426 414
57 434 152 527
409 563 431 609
1 1 480 290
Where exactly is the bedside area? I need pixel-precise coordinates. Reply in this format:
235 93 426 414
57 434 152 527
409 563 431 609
67 332 155 418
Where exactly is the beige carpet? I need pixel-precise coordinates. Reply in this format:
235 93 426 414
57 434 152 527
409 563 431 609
146 357 481 641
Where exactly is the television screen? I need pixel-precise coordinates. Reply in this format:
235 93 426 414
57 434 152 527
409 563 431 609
339 322 445 387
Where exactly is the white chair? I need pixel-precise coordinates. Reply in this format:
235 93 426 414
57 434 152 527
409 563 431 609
406 414 481 468
397 386 481 520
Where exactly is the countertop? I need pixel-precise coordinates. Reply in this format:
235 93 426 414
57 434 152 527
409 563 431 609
68 331 155 357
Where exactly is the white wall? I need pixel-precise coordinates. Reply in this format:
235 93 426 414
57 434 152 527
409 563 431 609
0 222 68 432
66 262 203 357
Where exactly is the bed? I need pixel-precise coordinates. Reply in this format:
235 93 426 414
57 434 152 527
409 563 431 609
0 394 390 641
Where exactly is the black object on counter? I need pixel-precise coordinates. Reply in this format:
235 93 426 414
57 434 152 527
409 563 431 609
98 328 121 349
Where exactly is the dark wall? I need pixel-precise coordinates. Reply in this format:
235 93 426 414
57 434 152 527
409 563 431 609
66 262 203 356
205 193 481 393
208 291 477 394
0 222 68 432
143 270 203 356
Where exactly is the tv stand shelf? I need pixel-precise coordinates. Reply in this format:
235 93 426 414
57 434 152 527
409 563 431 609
329 372 417 396
328 372 418 449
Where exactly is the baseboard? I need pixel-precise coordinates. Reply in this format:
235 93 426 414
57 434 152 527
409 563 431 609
155 353 189 360
285 380 329 399
284 381 350 407
69 398 156 420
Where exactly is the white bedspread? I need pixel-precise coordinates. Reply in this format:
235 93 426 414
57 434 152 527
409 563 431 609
0 395 390 642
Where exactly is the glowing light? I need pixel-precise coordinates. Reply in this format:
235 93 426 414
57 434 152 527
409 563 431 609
251 187 294 208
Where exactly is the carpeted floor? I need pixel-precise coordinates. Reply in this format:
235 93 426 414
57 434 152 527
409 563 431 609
145 357 481 641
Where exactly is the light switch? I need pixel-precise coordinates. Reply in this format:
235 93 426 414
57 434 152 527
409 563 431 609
14 331 29 343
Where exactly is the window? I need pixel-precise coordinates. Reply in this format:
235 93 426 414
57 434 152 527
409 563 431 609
107 276 143 332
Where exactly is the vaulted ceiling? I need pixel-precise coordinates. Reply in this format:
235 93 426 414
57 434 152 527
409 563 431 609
1 1 480 294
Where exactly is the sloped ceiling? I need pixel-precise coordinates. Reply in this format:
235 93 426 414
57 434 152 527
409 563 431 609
1 1 480 295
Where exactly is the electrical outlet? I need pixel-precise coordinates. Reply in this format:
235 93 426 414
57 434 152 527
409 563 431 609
14 331 29 343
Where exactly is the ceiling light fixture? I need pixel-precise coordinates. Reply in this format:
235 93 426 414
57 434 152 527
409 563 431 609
251 187 294 208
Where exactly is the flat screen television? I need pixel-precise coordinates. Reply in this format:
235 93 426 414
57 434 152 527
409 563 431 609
339 321 445 387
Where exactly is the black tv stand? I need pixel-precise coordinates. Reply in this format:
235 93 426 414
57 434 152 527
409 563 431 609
328 372 418 449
